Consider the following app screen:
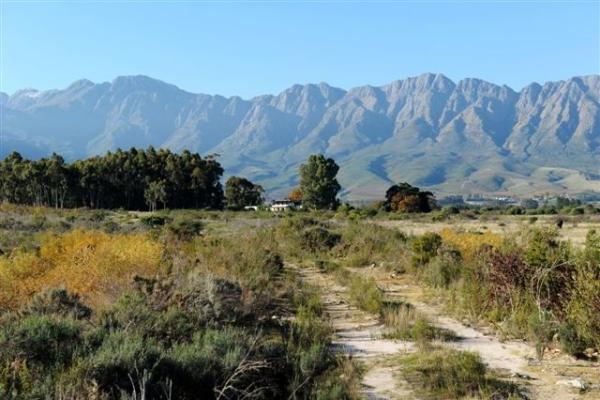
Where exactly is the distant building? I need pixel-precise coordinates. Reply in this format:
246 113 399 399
270 200 301 212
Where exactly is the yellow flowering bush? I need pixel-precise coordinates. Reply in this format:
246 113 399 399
439 228 503 262
0 229 163 310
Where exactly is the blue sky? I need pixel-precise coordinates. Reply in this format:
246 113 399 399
2 1 599 98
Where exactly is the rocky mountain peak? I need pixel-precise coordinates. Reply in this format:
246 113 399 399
2 73 599 199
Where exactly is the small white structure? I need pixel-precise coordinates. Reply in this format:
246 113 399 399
244 205 259 211
270 200 298 212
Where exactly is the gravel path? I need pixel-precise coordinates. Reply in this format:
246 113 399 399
296 264 600 400
295 266 415 400
375 270 600 400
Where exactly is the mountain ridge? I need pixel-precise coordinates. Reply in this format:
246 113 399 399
2 73 599 199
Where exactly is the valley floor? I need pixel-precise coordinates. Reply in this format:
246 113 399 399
377 215 600 248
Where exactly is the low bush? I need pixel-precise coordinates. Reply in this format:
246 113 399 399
401 348 486 398
527 310 556 360
275 216 339 258
192 230 283 306
24 289 92 320
381 302 416 340
347 275 383 314
382 302 456 344
420 246 462 288
486 250 532 311
167 217 203 240
301 226 341 254
558 322 592 357
335 223 406 269
0 314 83 367
140 214 171 228
565 230 600 352
411 233 442 267
399 347 522 399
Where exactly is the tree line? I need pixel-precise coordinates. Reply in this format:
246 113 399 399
0 148 436 212
292 154 435 212
0 148 224 210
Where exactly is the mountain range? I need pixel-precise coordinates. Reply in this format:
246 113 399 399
1 73 599 200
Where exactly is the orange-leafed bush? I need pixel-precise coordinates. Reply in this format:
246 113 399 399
439 228 503 262
0 229 163 310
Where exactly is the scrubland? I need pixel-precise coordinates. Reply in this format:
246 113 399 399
0 204 598 399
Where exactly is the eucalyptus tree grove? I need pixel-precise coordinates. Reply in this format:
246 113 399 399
0 147 224 210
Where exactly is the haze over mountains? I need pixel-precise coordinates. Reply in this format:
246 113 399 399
2 73 599 200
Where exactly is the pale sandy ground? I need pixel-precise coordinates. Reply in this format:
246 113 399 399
376 215 600 247
295 264 600 400
295 266 418 400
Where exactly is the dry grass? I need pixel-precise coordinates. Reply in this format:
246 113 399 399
377 215 600 247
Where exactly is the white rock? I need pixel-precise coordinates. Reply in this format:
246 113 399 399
555 378 587 390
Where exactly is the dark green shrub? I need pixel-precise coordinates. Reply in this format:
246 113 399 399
87 210 108 222
442 206 460 216
506 206 523 215
150 307 195 346
411 233 442 267
301 226 341 253
102 292 157 334
559 322 591 357
86 331 163 395
102 220 119 233
164 328 256 399
140 214 170 228
30 214 47 230
525 229 573 313
25 289 92 320
0 315 82 367
167 217 203 239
